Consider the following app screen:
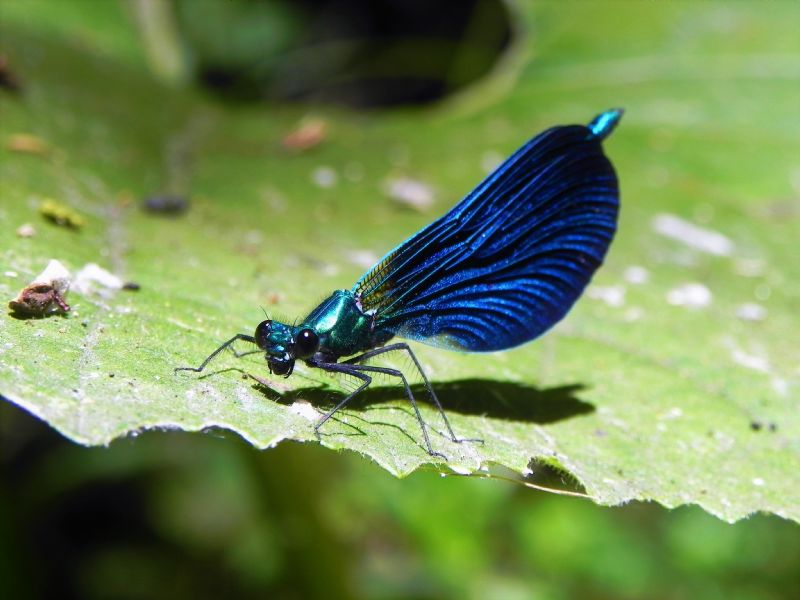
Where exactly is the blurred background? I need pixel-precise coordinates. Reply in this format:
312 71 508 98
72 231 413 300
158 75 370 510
2 1 799 598
3 409 799 600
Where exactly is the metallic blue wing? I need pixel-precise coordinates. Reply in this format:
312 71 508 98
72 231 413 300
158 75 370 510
353 109 623 352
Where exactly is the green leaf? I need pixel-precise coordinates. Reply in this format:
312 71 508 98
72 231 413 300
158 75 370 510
1 2 798 523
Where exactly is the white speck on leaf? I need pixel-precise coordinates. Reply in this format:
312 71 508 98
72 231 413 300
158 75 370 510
660 407 684 420
771 378 789 396
16 223 36 237
723 338 770 373
652 213 734 256
383 177 435 211
753 478 765 487
73 263 123 297
736 303 767 322
289 400 319 421
311 166 338 188
667 282 712 308
587 285 626 307
624 265 649 284
32 259 72 294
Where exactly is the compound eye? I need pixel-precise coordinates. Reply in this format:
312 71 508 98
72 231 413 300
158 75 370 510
294 328 319 358
254 320 272 350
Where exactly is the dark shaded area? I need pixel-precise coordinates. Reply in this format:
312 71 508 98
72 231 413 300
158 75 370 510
275 379 594 424
0 400 353 600
8 305 71 321
175 0 512 107
524 459 587 495
3 397 800 600
0 53 22 92
750 419 778 433
140 195 191 216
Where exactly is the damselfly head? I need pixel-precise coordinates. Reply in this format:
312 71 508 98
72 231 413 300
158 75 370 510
254 319 320 377
255 319 295 377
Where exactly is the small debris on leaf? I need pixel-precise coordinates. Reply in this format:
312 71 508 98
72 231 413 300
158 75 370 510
383 176 435 212
283 118 328 152
311 166 338 188
587 285 626 308
39 199 85 229
666 282 712 309
8 259 71 318
141 195 190 216
623 265 649 285
0 54 22 92
652 213 734 257
73 263 123 298
15 223 36 238
9 284 70 316
6 133 50 156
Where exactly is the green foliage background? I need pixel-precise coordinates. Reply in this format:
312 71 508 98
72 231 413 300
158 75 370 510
1 1 799 597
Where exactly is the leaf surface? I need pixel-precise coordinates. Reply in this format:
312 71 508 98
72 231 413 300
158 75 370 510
1 2 798 523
